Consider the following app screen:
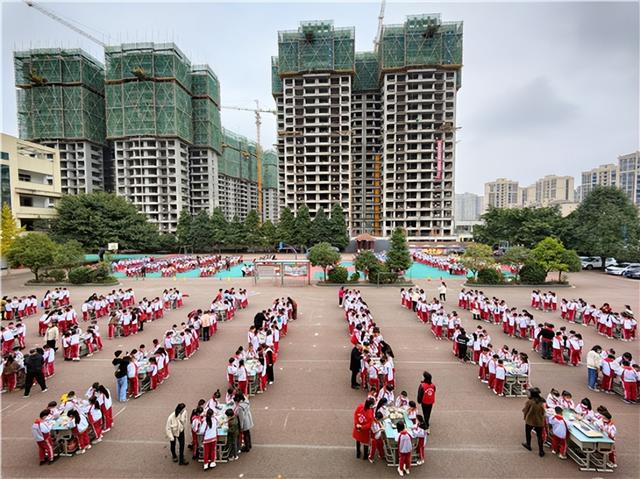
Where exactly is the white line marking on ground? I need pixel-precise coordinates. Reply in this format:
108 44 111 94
283 412 289 430
114 406 127 418
1 403 14 412
12 402 31 413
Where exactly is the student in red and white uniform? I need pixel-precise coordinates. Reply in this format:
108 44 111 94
32 410 55 464
600 353 616 393
88 397 104 442
127 357 139 398
1 326 15 355
68 409 91 454
411 415 427 465
227 358 237 386
547 406 568 459
236 359 248 395
568 333 583 366
69 329 81 361
493 359 506 396
164 332 174 361
596 408 617 468
620 359 638 403
198 409 218 470
396 422 412 476
97 385 113 431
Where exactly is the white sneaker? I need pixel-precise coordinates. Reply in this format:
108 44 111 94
405 468 410 475
204 464 209 470
397 467 404 477
209 462 216 468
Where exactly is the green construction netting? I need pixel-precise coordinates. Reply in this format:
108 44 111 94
191 66 222 153
105 43 191 90
353 52 379 91
220 129 257 181
191 66 220 105
106 81 192 142
271 57 282 94
262 150 278 190
380 15 463 71
17 85 106 145
276 21 355 74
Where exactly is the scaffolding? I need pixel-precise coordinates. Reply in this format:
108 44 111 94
379 15 463 71
353 52 379 91
105 43 193 142
14 49 106 145
277 20 355 75
191 65 222 153
271 57 283 95
220 129 257 181
262 150 278 190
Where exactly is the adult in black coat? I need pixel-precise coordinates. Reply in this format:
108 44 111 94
350 344 363 389
23 349 47 397
253 311 266 330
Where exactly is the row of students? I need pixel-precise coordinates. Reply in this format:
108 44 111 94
38 307 78 336
559 300 637 341
533 323 585 366
529 290 558 311
61 324 103 361
1 295 39 320
80 289 137 321
1 320 26 354
113 254 242 277
41 289 71 310
411 251 466 275
588 348 640 404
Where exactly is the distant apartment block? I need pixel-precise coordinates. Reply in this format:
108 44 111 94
580 163 618 200
454 192 482 222
618 151 639 206
483 178 520 210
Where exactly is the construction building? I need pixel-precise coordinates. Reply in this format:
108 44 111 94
262 149 279 222
15 44 277 233
0 133 62 229
14 49 107 196
580 163 618 200
618 151 639 206
272 15 463 241
483 178 520 210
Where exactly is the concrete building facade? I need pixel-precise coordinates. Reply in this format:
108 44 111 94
0 133 62 229
272 15 462 241
580 163 618 200
454 192 483 222
484 178 520 210
619 151 639 206
529 175 575 207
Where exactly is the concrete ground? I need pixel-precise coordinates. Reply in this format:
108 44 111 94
1 265 639 478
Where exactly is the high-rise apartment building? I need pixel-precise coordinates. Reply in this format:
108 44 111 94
454 193 483 222
618 151 639 206
14 49 108 195
484 178 520 210
580 163 618 200
529 175 575 207
272 15 462 241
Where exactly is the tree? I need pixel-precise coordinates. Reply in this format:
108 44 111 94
473 206 564 248
226 216 247 249
308 242 340 281
328 203 350 250
53 240 85 272
190 210 215 252
386 228 412 273
260 220 278 250
175 209 193 250
294 205 313 249
0 203 24 257
244 210 263 248
277 207 296 247
354 250 380 280
6 232 57 281
501 246 531 278
157 233 178 252
564 186 640 263
531 237 579 282
459 243 495 278
311 208 331 245
51 192 159 251
210 208 228 250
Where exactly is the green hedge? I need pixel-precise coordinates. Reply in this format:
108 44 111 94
477 268 503 285
519 261 547 284
68 266 94 284
327 266 349 283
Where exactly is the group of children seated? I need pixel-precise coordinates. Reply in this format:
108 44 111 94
543 388 617 467
31 383 114 463
557 298 637 341
112 254 243 278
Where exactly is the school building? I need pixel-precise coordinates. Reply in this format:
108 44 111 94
272 15 463 241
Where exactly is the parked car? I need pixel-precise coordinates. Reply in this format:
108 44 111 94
622 265 640 278
605 263 632 275
579 257 616 270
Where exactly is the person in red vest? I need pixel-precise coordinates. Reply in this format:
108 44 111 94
417 371 436 434
352 398 374 460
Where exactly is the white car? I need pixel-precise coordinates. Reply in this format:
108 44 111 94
618 263 640 276
605 263 633 275
580 257 617 270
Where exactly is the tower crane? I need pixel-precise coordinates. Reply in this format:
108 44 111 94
373 0 386 51
222 101 276 218
24 1 107 47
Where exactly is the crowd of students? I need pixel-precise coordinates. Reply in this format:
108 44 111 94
586 347 639 404
554 298 637 341
411 252 466 275
31 383 114 463
112 255 244 278
342 289 429 475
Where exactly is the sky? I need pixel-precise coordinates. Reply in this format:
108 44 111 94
1 1 638 195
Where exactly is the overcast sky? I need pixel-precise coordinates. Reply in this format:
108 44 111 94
1 1 638 194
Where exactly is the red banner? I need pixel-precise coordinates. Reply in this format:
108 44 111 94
435 139 443 180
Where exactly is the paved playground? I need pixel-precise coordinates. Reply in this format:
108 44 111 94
1 262 638 478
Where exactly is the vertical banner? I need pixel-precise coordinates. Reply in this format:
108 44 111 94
435 139 443 181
